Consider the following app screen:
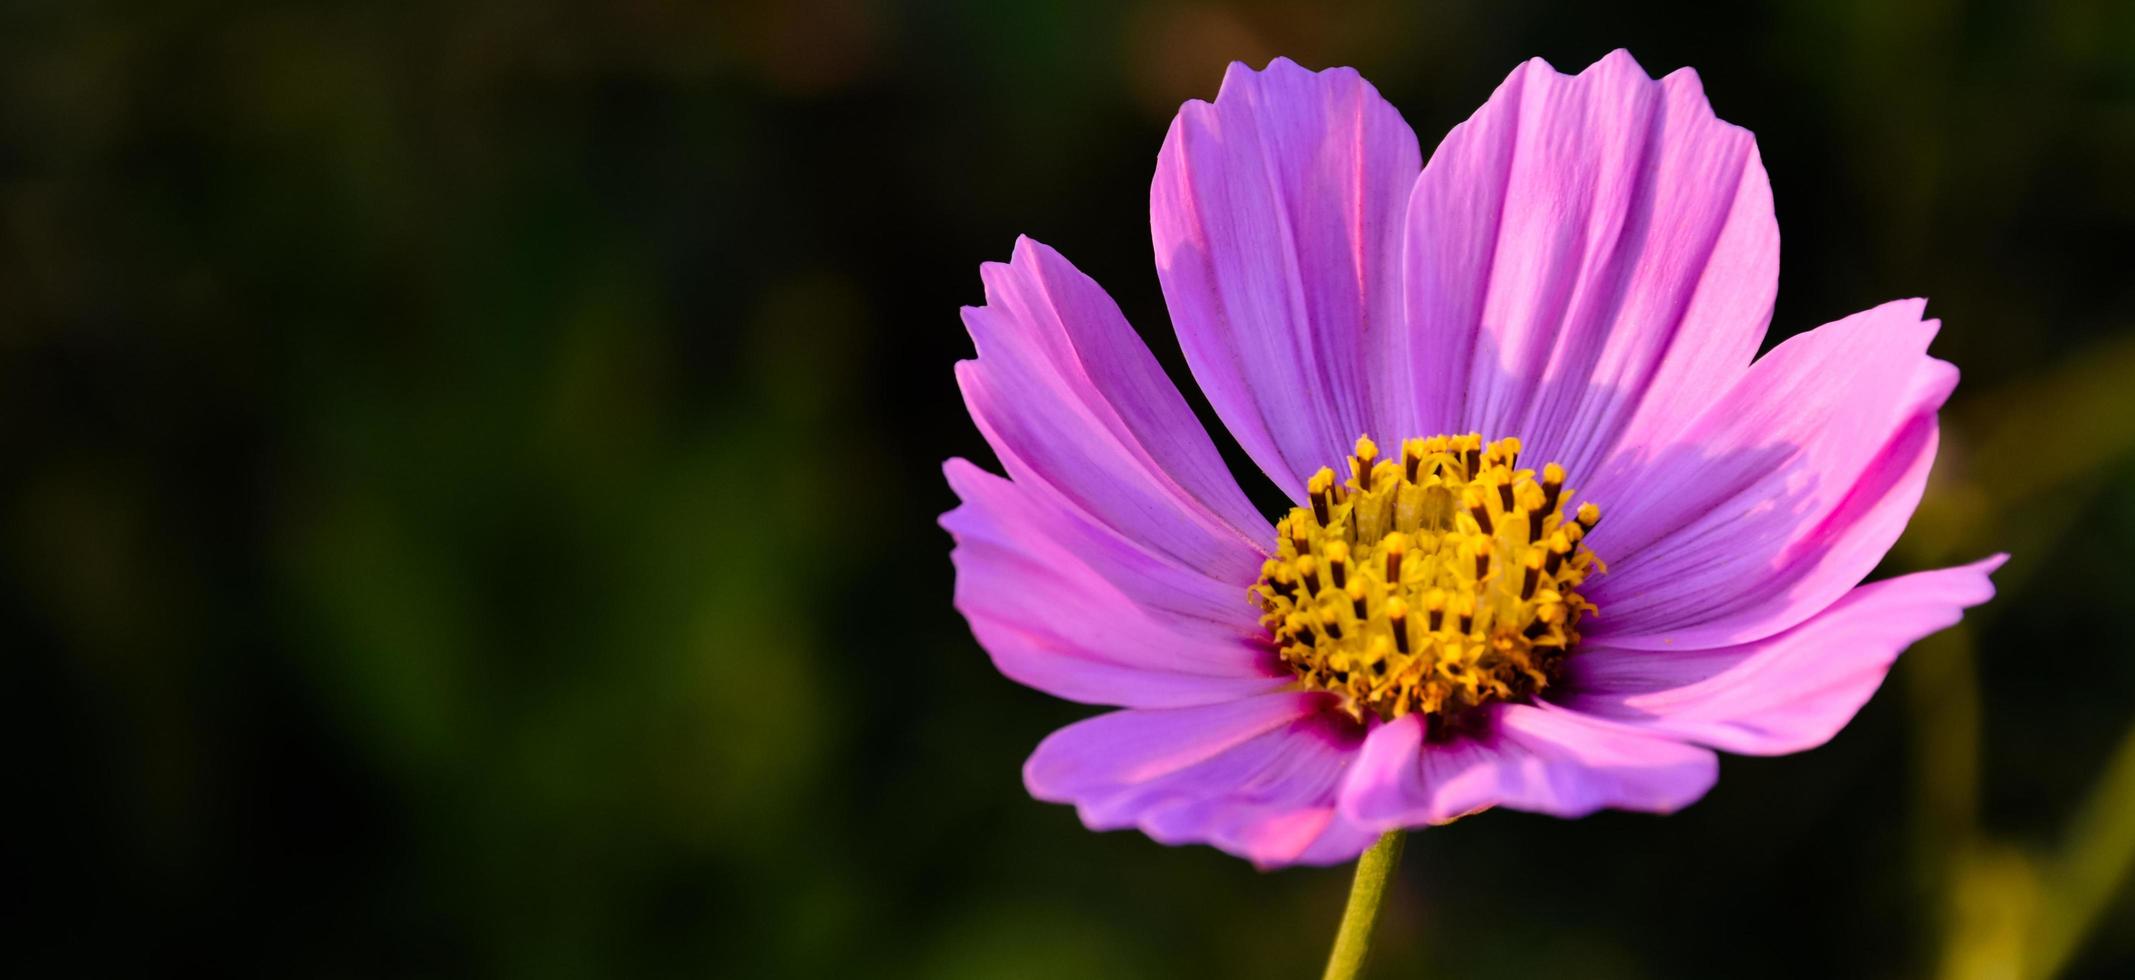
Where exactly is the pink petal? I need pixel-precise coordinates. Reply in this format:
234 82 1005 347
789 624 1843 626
945 459 1257 636
1564 556 2005 755
1340 704 1717 826
1026 692 1382 867
1335 714 1441 822
1400 50 1777 479
957 237 1271 586
1582 299 1952 649
944 460 1286 709
1152 58 1422 499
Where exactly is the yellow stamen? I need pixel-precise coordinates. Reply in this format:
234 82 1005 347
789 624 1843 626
1251 434 1605 725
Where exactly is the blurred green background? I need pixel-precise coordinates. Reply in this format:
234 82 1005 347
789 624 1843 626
6 1 2134 977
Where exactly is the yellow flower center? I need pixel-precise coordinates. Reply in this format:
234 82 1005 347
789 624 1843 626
1252 434 1603 726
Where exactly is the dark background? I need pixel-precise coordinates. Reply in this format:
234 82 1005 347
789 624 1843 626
6 1 2134 977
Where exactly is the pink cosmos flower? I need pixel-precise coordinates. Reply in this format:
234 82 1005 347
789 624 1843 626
941 50 2004 869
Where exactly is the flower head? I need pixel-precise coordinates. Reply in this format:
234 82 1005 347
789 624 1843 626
942 51 2004 868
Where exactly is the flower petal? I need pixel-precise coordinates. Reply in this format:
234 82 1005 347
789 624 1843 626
1152 58 1422 499
957 236 1271 585
1582 299 1951 649
1400 50 1777 478
1563 556 2005 755
1335 713 1438 822
945 459 1259 636
1026 692 1381 867
944 460 1286 708
1340 704 1717 826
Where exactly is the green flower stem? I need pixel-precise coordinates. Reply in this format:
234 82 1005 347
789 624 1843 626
1321 830 1405 980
